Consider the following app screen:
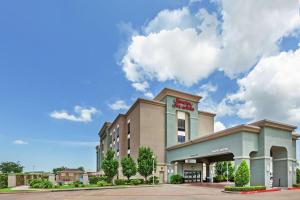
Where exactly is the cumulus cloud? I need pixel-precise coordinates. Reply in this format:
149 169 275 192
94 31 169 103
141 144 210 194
108 100 130 111
219 0 300 77
214 121 226 132
122 8 220 87
13 140 28 145
121 0 300 87
50 106 98 123
144 91 154 99
223 48 300 124
131 81 149 92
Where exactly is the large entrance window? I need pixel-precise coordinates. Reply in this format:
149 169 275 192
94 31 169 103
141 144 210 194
184 170 201 183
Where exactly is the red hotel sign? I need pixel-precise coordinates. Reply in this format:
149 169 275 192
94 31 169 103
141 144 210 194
172 98 194 111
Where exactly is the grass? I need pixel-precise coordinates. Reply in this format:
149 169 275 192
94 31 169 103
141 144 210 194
0 188 35 193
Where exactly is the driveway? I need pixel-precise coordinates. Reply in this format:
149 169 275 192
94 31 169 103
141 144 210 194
0 184 299 200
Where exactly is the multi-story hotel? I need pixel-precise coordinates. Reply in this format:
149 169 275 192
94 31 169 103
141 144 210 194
96 88 299 187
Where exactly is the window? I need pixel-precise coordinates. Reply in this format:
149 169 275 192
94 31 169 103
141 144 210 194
177 111 186 143
117 127 119 138
178 119 185 131
178 135 185 143
127 138 130 149
127 122 131 134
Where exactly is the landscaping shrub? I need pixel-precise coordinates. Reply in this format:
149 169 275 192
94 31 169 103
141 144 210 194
114 179 126 185
148 176 159 184
129 179 141 185
72 180 83 187
0 174 8 189
170 174 184 184
29 179 53 189
224 186 266 192
89 176 108 185
97 180 108 187
138 178 145 184
293 184 300 188
234 160 250 187
214 175 226 183
297 168 300 184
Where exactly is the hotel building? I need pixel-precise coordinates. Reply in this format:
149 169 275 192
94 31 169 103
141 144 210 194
96 88 299 187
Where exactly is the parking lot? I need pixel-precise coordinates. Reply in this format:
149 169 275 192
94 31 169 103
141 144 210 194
0 184 299 200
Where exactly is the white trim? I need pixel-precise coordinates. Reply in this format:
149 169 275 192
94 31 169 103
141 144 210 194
127 134 130 139
250 156 272 160
127 119 130 123
273 158 297 162
233 156 250 159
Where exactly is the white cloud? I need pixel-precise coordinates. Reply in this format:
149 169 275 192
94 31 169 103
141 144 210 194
198 82 218 100
108 100 130 111
219 0 300 77
13 140 28 145
131 81 149 92
144 92 154 99
122 8 220 87
50 106 98 123
121 1 300 87
223 48 300 124
214 121 226 132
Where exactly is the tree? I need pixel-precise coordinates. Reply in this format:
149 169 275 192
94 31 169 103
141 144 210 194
0 161 23 174
121 156 137 180
137 146 157 181
234 160 250 187
77 166 85 172
102 149 119 183
214 161 234 182
52 167 67 175
297 168 300 184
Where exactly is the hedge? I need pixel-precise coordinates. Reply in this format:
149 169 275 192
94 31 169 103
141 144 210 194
293 184 300 188
297 168 300 184
224 186 266 192
170 174 184 184
29 179 53 189
89 176 108 185
114 179 127 185
0 174 8 189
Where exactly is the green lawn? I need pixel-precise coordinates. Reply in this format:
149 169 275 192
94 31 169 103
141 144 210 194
0 188 33 193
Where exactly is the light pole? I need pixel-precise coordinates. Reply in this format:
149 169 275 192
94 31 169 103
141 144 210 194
152 155 155 185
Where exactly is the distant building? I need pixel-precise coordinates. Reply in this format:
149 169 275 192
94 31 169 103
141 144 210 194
96 88 299 187
56 168 84 183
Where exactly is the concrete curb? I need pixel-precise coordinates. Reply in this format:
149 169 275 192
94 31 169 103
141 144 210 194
222 188 281 194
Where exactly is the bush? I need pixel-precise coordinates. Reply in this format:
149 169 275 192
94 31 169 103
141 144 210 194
114 179 126 185
0 174 8 189
89 176 108 185
293 184 300 188
72 180 83 187
97 180 108 187
170 174 184 184
224 186 266 192
130 179 141 185
138 179 145 184
148 176 159 184
214 175 226 183
234 160 250 187
29 179 53 189
297 168 300 184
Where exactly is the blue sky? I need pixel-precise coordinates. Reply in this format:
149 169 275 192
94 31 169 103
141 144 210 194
0 0 299 172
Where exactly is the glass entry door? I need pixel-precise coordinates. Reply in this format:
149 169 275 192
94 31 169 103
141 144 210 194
184 170 201 183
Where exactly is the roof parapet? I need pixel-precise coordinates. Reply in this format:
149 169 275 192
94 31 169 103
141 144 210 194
154 88 202 102
250 119 297 132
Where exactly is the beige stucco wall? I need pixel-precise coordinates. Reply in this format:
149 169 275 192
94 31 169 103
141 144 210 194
198 112 214 137
126 104 141 160
139 102 166 164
